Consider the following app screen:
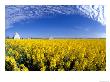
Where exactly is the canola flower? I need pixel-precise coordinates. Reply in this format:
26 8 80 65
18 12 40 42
5 39 106 71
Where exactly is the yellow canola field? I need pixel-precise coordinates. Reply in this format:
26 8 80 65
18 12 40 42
5 39 106 71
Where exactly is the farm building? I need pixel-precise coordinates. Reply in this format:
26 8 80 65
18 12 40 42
14 32 20 39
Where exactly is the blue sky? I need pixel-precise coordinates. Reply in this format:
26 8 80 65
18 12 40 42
5 5 106 38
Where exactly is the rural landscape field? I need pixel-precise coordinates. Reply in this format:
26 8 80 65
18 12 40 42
5 39 106 71
5 5 106 71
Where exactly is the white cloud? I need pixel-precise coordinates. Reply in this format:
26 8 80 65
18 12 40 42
76 5 105 25
5 5 105 29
